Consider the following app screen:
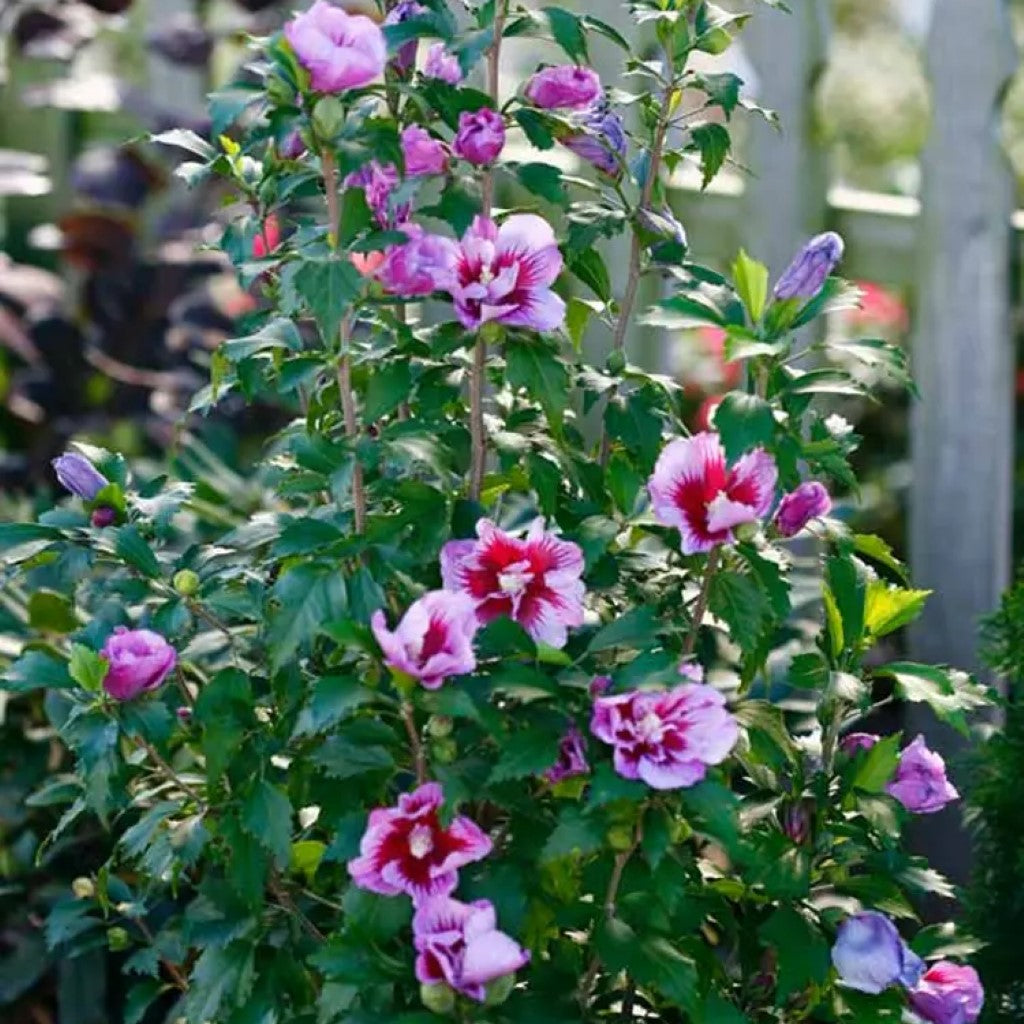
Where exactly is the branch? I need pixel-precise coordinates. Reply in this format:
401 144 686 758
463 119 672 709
683 547 720 658
402 701 428 785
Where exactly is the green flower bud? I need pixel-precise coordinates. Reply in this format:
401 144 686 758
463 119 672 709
606 824 634 851
432 738 458 765
606 348 626 375
427 715 453 739
733 521 759 543
108 926 130 952
420 982 456 1015
312 97 346 143
173 569 200 596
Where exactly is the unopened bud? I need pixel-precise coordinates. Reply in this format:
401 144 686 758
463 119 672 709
72 877 95 900
733 520 759 543
779 800 812 845
606 824 634 852
484 973 516 1006
426 715 453 739
108 926 130 951
606 349 626 375
432 738 458 764
173 569 200 596
91 506 117 528
773 232 845 301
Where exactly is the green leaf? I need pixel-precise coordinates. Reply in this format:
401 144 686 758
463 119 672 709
732 249 769 322
268 565 349 671
826 554 868 652
587 607 660 653
708 572 771 650
284 257 362 343
703 994 752 1024
851 533 908 584
364 361 413 421
489 727 562 783
180 942 256 1023
759 906 830 1001
3 649 74 692
543 6 588 59
851 733 901 793
541 807 603 862
568 248 612 302
68 645 108 692
516 162 566 205
0 522 63 562
222 318 304 362
505 340 570 427
713 391 775 461
688 122 731 188
115 525 162 579
294 676 378 736
241 781 293 869
28 590 78 633
597 918 700 1012
314 737 395 779
291 840 326 882
874 662 989 735
864 582 930 639
514 108 555 150
151 128 216 160
697 73 742 117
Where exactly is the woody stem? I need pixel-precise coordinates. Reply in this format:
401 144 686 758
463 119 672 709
683 547 720 658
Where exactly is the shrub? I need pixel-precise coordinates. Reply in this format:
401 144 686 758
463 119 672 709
0 2 989 1023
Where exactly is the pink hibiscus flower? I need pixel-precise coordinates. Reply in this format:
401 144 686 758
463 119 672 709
440 519 585 649
413 896 530 1002
347 782 492 902
446 214 565 333
648 432 777 555
590 684 739 789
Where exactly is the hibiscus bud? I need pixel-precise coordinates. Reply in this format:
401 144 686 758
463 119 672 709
779 800 812 844
423 42 462 85
108 926 130 952
485 973 516 1006
427 715 453 738
432 738 458 764
589 675 612 696
606 824 634 851
908 962 984 1024
420 982 456 1015
91 506 117 528
831 911 925 994
563 105 627 177
453 108 505 166
176 706 193 724
173 569 200 596
733 520 759 543
773 231 845 301
886 735 959 814
606 349 626 375
101 627 177 701
840 732 879 755
280 129 307 161
52 452 107 500
284 2 387 93
401 124 448 177
524 65 602 109
72 877 95 900
775 481 831 537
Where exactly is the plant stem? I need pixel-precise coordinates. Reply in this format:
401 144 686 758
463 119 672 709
134 915 189 992
468 0 508 501
140 738 203 806
173 666 195 709
683 547 720 658
321 148 367 534
598 62 676 468
270 876 325 942
577 815 645 1006
402 701 427 785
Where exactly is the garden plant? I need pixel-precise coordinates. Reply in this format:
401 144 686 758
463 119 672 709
0 1 991 1022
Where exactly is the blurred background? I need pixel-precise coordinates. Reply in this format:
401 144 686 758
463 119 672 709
0 0 1022 1020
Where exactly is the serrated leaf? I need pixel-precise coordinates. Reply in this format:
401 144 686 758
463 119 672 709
708 572 771 650
851 733 901 793
689 122 731 188
505 340 570 427
713 391 775 461
3 649 73 692
516 162 566 205
864 582 930 639
364 361 412 421
587 606 659 653
314 737 394 779
541 807 603 862
759 906 830 1001
68 644 107 692
284 257 362 343
115 525 162 579
241 781 293 869
874 663 989 735
268 565 349 671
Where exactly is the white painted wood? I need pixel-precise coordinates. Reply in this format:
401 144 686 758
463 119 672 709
907 0 1016 889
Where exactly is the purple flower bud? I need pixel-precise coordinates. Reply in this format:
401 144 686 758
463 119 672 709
176 706 193 723
101 627 177 701
774 481 831 537
886 735 959 814
840 732 880 755
779 800 812 844
52 452 108 500
908 963 984 1024
423 42 462 85
832 911 925 994
563 105 627 176
589 675 612 697
91 506 117 528
453 108 505 166
544 726 589 784
525 65 602 109
383 1 426 75
773 231 845 300
401 124 448 177
280 129 307 161
678 662 704 683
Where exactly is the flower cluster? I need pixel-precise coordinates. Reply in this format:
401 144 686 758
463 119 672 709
832 912 982 1023
347 783 528 1001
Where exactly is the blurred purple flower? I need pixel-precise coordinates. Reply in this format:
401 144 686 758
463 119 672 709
564 106 626 176
908 962 984 1024
831 911 925 994
423 42 462 84
544 726 589 783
